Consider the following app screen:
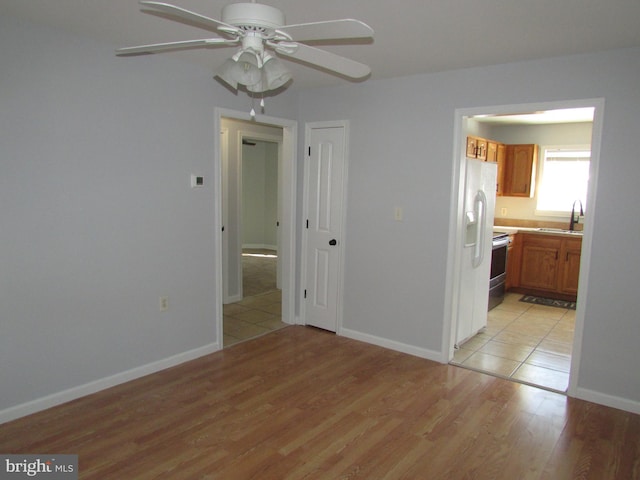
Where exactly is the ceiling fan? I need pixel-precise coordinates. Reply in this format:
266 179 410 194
116 1 374 93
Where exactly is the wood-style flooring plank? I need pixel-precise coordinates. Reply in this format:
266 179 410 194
1 325 639 479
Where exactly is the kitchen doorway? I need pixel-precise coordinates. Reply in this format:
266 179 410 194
446 98 604 395
214 108 298 348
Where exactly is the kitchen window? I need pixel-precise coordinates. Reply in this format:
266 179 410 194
535 145 590 215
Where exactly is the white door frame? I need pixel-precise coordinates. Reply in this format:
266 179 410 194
300 120 349 334
214 108 298 347
442 98 605 399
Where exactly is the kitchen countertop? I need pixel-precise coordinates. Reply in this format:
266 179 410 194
494 226 583 237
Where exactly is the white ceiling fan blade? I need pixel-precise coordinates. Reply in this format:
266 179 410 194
275 42 371 79
139 1 241 36
276 19 374 42
116 38 236 56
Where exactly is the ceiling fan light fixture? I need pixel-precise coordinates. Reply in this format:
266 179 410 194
233 48 263 68
218 49 263 87
262 56 291 90
246 78 267 93
217 58 239 89
236 62 262 86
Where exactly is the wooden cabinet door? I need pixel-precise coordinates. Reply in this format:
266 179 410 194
504 144 537 197
559 238 582 295
486 141 498 162
476 138 487 161
466 137 478 158
496 143 506 196
519 235 561 291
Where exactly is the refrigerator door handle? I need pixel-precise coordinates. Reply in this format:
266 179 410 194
472 190 487 268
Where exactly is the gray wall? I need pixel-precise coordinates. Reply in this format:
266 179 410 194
297 47 640 409
0 16 296 416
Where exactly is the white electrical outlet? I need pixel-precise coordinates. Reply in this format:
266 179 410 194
160 296 169 312
394 207 403 221
501 207 508 216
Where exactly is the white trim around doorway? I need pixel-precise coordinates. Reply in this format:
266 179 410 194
214 108 298 348
442 98 605 401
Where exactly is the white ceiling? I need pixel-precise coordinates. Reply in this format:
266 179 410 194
2 0 640 91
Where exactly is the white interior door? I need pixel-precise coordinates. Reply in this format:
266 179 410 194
303 123 347 332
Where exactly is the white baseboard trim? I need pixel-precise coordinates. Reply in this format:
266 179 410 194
339 328 442 363
0 341 221 425
224 294 242 304
574 387 640 415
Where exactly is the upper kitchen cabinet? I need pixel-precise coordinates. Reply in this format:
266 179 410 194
466 136 487 160
503 144 538 197
493 143 506 196
486 141 498 162
466 136 506 195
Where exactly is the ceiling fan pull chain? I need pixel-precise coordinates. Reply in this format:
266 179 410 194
250 96 256 119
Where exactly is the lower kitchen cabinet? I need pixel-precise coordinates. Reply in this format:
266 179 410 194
520 235 561 291
559 238 582 296
514 233 582 301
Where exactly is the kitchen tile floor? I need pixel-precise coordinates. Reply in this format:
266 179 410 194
223 249 286 347
451 292 575 392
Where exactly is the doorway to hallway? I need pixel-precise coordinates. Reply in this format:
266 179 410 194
214 108 298 348
223 249 285 346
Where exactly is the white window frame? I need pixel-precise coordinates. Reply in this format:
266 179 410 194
535 144 591 217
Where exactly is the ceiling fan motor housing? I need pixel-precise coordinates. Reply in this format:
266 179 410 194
222 3 285 33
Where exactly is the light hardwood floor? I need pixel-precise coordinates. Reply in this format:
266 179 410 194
2 326 639 479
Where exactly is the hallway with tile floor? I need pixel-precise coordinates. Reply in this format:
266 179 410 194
451 292 575 392
223 249 286 347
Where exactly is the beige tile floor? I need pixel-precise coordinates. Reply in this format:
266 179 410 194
223 249 286 347
451 292 575 392
223 290 285 346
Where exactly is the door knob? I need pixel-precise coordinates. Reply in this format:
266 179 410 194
329 239 337 246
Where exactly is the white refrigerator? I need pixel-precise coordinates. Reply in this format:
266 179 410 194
456 158 497 346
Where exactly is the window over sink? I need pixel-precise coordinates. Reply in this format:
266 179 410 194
535 145 590 215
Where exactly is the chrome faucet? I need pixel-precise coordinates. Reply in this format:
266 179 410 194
570 200 584 231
